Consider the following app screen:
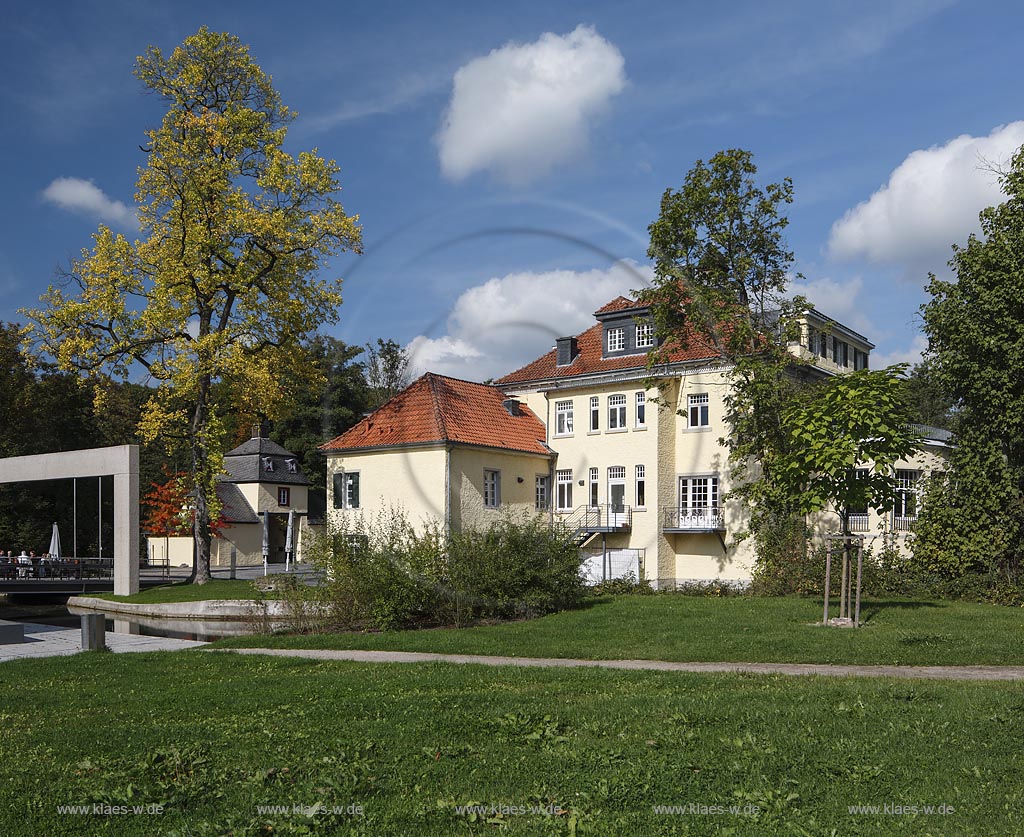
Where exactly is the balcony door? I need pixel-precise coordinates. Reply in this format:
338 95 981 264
678 476 719 528
608 466 627 526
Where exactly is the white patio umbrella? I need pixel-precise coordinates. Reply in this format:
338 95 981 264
261 510 269 577
48 522 61 559
284 509 295 572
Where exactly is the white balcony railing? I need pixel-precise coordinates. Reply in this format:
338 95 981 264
661 507 725 532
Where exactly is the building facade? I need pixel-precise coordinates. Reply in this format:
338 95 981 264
321 295 946 587
147 431 314 569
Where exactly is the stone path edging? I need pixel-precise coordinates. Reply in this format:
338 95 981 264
210 647 1024 681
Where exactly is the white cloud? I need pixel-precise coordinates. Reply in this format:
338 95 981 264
41 177 136 229
790 275 871 335
406 261 651 380
437 25 626 185
872 334 928 370
828 122 1024 274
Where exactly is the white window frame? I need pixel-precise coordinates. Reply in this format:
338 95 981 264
635 322 654 348
893 469 919 529
608 393 627 430
535 475 549 511
483 469 501 508
589 467 599 508
556 469 573 511
679 475 720 515
636 465 646 508
607 327 625 352
687 393 710 428
635 392 646 428
590 396 600 432
277 486 290 507
555 400 574 436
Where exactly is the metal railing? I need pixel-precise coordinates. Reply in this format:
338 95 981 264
892 514 917 532
558 504 632 544
661 506 725 532
847 513 870 532
0 557 113 581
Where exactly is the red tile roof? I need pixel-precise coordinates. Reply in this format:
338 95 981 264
594 295 644 315
320 373 551 456
496 320 722 386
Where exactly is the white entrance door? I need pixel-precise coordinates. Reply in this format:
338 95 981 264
608 466 627 526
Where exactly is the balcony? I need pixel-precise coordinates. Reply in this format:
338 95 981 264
559 504 632 546
661 506 725 533
847 513 869 532
893 514 917 533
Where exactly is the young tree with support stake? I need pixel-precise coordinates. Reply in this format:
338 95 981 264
22 28 362 583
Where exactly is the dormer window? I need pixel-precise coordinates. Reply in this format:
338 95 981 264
635 322 654 348
607 327 625 352
286 458 298 474
262 456 274 472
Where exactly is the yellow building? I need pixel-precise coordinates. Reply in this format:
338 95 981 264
321 295 946 588
321 374 554 534
147 431 315 569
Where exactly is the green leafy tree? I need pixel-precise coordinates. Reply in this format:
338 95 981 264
777 366 920 533
640 149 809 560
22 29 362 583
916 145 1024 581
364 338 411 408
269 335 370 493
900 359 954 429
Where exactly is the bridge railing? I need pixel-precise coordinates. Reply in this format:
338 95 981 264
0 557 113 581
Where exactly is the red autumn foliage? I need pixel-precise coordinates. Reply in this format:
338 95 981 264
143 469 225 537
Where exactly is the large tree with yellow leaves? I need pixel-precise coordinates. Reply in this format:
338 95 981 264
23 29 362 582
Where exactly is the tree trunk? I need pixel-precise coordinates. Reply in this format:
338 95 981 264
191 374 213 584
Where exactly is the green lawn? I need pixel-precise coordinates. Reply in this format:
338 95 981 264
1 650 1021 835
215 594 1024 667
93 579 264 604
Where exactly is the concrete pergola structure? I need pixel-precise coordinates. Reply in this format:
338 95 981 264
0 445 140 595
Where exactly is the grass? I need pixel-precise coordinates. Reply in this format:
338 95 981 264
92 579 264 604
1 650 1022 835
214 594 1024 667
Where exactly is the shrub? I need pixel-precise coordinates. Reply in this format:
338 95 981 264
307 508 586 630
589 572 654 597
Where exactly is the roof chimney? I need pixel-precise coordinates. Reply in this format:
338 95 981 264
502 397 521 416
555 336 579 367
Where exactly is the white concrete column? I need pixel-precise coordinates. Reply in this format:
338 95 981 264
113 448 140 596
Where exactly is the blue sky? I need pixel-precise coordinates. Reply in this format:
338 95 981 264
3 0 1022 380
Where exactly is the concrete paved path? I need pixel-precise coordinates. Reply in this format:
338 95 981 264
212 647 1024 681
1 622 208 662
